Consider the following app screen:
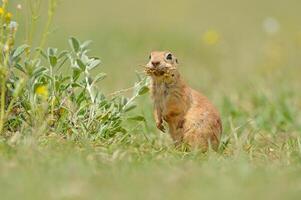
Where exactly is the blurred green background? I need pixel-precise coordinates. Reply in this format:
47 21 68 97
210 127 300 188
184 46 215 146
12 0 301 95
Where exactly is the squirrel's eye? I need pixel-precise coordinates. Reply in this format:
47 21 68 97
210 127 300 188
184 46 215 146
166 53 173 60
149 55 151 60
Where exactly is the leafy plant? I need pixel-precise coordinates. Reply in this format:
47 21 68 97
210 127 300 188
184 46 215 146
0 1 149 141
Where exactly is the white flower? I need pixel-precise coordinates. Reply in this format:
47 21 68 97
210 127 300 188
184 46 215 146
9 21 18 31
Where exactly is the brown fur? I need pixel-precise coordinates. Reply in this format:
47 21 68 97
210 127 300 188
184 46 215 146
145 51 222 151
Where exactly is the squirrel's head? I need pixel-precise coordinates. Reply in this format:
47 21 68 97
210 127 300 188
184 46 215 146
145 51 178 77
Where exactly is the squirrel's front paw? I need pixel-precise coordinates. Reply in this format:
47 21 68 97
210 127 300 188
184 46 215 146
156 122 165 132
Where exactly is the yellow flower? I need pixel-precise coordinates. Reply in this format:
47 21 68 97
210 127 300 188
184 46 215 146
59 108 66 115
5 12 12 22
0 7 4 15
202 30 220 46
36 85 49 98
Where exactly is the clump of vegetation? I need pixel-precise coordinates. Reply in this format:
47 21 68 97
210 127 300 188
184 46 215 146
0 0 148 142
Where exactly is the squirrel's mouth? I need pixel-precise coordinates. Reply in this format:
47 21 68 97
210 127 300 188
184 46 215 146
145 67 168 76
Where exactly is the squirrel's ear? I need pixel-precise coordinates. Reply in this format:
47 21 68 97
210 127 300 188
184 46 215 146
175 59 178 64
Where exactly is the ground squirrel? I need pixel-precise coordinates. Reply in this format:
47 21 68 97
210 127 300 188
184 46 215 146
145 51 222 151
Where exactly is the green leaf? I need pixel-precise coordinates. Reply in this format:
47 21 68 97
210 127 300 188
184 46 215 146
88 59 101 70
24 60 33 75
138 85 149 95
69 37 80 53
47 48 57 56
92 73 106 85
14 64 26 73
12 44 30 59
72 67 81 81
80 40 92 50
128 115 145 121
76 90 86 105
36 48 47 59
49 55 57 67
56 57 68 72
76 59 86 70
71 82 83 88
58 50 69 59
115 127 127 134
12 79 25 98
32 67 48 77
123 104 137 112
119 97 128 107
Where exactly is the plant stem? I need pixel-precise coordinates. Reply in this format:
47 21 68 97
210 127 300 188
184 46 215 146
0 1 9 134
26 0 41 47
0 77 5 134
34 0 57 59
0 42 12 135
0 1 8 64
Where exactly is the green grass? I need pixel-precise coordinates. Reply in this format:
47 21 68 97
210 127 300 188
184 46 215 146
1 0 301 199
1 131 301 200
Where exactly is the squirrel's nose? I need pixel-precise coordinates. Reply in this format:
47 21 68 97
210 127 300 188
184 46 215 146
151 61 160 67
